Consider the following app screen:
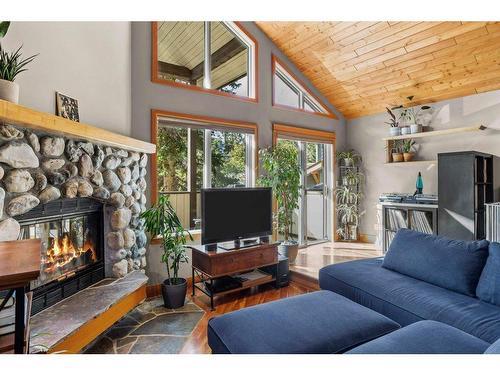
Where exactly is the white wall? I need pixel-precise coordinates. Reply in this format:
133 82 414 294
347 89 500 241
2 22 131 136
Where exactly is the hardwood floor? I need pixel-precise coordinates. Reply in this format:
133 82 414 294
180 282 313 354
290 241 382 280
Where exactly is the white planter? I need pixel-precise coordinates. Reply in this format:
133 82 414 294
389 127 401 136
410 124 422 134
401 126 412 135
0 79 19 104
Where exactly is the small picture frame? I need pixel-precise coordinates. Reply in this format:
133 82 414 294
56 92 80 122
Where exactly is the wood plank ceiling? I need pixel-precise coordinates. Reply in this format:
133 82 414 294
256 22 500 118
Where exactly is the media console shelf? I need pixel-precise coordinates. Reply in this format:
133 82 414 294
188 242 279 310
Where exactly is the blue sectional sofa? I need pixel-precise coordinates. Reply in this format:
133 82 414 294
320 229 500 344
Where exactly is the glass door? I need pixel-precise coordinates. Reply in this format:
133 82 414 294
276 137 333 246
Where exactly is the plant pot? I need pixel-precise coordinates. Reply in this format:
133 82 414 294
389 127 401 136
392 152 404 162
161 277 187 309
410 124 422 134
278 242 299 265
343 158 353 167
403 152 415 162
0 79 19 104
400 126 412 135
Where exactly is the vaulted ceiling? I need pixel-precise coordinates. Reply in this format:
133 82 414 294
256 22 500 119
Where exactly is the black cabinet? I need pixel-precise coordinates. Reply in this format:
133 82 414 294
438 151 499 240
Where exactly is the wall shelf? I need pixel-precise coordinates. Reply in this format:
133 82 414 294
0 99 156 154
385 160 437 166
383 124 486 163
382 124 486 141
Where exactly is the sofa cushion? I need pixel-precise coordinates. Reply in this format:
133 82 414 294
476 242 500 306
319 258 500 343
207 290 400 354
347 320 490 354
382 229 489 296
485 338 500 354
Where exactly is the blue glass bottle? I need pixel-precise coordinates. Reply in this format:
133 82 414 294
416 172 423 195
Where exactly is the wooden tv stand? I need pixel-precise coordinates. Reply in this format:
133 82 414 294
188 242 279 310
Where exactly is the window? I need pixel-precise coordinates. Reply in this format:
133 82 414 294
273 57 330 116
153 22 256 100
154 113 256 230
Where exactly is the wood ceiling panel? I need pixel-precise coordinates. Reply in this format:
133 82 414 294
256 21 500 118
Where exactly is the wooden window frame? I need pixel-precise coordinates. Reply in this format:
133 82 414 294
272 55 338 120
272 123 336 244
151 109 259 205
151 22 259 103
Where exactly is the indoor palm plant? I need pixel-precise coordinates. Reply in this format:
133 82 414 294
141 194 193 308
259 143 301 264
0 21 38 103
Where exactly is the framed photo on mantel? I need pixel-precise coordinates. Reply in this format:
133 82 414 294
56 92 80 122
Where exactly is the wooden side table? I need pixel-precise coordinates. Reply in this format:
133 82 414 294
0 239 41 354
188 242 279 310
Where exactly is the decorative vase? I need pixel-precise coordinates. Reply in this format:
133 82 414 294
403 152 415 162
161 278 187 308
401 126 412 135
410 124 422 134
0 79 19 104
392 152 404 162
389 127 401 136
278 242 299 265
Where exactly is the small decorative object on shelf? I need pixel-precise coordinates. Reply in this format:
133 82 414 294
0 21 38 104
415 172 424 194
385 107 400 136
56 92 80 122
402 139 416 162
335 149 364 242
141 195 193 308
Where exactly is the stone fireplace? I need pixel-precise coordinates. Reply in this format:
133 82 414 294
0 122 150 312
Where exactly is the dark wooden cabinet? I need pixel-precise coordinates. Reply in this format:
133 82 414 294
438 151 499 240
189 242 279 309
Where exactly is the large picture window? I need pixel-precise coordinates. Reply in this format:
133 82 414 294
153 22 257 100
272 56 334 118
152 112 257 231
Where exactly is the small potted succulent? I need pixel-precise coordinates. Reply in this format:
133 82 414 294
0 22 38 104
141 194 192 308
391 141 404 163
336 149 361 167
402 139 416 162
385 107 400 136
259 143 301 264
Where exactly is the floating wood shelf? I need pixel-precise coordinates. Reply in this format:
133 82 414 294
382 124 486 141
0 99 156 154
385 160 437 166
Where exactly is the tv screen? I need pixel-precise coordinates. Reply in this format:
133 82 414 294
201 188 272 245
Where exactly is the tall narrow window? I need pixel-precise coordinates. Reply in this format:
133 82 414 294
273 57 330 116
153 22 256 100
155 115 256 230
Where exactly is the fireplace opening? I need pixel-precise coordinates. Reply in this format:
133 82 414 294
17 198 105 314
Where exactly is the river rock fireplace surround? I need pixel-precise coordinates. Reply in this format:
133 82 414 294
0 101 155 314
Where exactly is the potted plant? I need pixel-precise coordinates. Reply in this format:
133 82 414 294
259 143 301 264
141 194 193 308
0 21 38 104
391 140 404 162
385 107 400 136
343 169 364 186
402 139 416 162
334 186 363 241
336 149 361 167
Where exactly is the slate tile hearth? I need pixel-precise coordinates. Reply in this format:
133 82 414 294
84 297 204 354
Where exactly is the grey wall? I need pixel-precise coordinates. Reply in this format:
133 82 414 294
2 22 131 136
347 89 500 242
131 21 346 284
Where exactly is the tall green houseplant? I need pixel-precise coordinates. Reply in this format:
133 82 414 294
259 142 301 263
141 194 193 308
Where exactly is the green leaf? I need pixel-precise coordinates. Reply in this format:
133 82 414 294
0 22 10 38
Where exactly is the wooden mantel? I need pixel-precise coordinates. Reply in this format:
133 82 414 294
0 99 156 154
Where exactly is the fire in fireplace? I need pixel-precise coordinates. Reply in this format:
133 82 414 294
16 198 105 313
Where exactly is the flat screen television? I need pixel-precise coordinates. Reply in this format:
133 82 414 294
201 187 272 246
